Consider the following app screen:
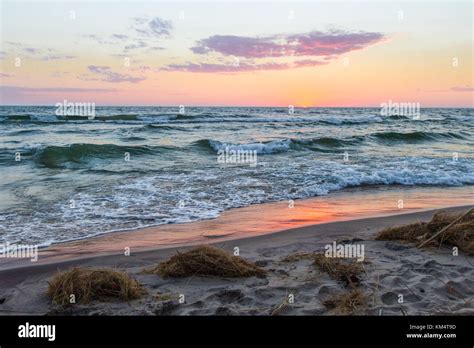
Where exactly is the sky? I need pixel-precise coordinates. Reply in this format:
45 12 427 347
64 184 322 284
0 0 473 107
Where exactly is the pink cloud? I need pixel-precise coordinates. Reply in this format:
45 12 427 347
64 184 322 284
191 30 385 58
162 59 328 73
293 59 328 67
164 29 385 73
162 61 289 73
82 66 146 83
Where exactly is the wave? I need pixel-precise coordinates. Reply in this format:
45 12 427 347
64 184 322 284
144 124 187 131
369 131 469 143
1 114 32 120
0 112 457 126
193 130 467 155
168 115 389 125
385 114 411 120
10 129 469 169
7 129 46 136
0 115 59 123
0 113 211 124
196 139 292 154
194 137 362 154
120 136 147 142
293 137 362 149
31 143 157 168
174 113 196 120
0 114 143 123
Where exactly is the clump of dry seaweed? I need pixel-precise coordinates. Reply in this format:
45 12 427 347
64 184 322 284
47 267 143 306
279 250 368 315
376 209 474 255
323 288 368 315
312 254 364 286
143 245 266 278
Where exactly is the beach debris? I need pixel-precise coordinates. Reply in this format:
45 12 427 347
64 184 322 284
154 292 175 302
47 267 143 306
142 245 266 278
313 254 364 286
270 299 289 316
421 208 473 250
323 288 368 315
270 290 295 316
281 252 316 263
336 237 365 244
281 251 365 286
376 209 474 255
375 221 427 242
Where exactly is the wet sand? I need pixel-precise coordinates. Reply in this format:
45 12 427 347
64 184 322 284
1 185 472 268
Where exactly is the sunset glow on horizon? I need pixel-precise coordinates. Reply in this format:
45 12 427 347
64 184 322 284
1 0 472 107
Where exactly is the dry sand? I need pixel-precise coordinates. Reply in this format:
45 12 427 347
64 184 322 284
0 205 473 316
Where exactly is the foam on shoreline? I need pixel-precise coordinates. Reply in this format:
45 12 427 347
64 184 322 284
0 186 472 268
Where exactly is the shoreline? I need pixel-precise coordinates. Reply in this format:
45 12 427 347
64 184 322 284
1 204 472 271
0 204 472 315
1 185 473 269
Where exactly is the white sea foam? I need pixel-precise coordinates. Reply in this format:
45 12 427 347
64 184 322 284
1 156 473 246
209 139 291 154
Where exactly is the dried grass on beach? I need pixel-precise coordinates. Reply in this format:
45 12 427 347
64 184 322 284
376 209 474 255
280 251 368 314
312 254 364 286
323 289 368 315
281 252 316 263
47 267 143 306
281 251 365 286
143 245 266 278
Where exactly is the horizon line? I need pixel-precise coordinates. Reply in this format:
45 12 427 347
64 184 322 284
1 104 473 109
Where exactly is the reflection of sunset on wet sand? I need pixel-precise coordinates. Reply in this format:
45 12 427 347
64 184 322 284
29 186 473 264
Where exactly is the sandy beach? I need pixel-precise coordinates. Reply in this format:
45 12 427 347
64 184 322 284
0 204 472 316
